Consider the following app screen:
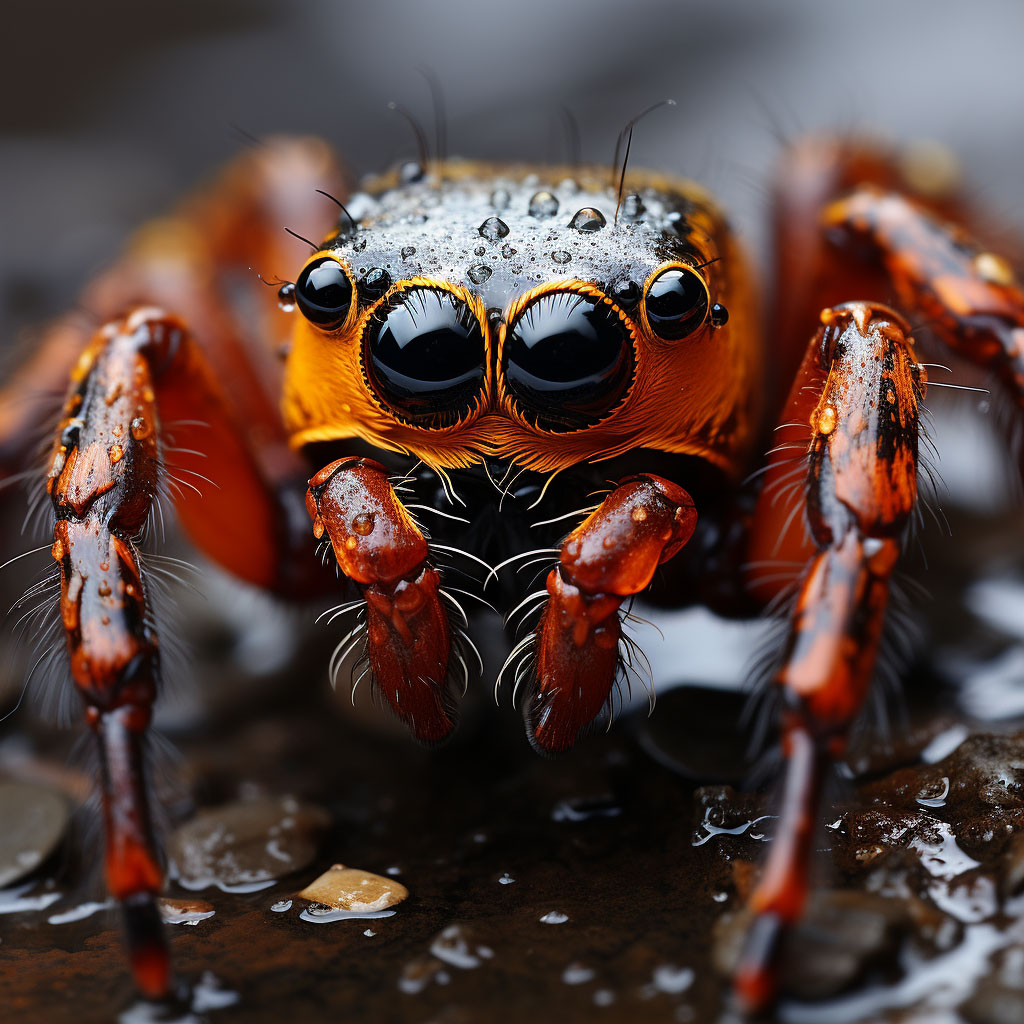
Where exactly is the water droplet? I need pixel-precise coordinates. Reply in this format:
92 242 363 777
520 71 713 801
559 178 580 193
399 161 425 184
344 536 358 550
474 246 487 257
975 251 1015 286
130 417 151 441
562 963 595 985
363 928 376 937
478 217 510 241
540 910 568 924
352 512 375 536
568 208 606 232
361 268 391 298
277 282 296 311
500 243 517 258
528 191 560 218
710 303 729 327
814 405 838 435
611 280 640 309
97 581 112 598
498 872 515 885
467 264 492 284
270 899 292 913
400 246 417 260
108 443 124 464
619 193 645 221
490 188 511 210
551 251 572 265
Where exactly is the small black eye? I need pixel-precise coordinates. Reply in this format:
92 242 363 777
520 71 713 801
645 266 709 340
295 256 354 330
364 288 488 428
503 291 634 432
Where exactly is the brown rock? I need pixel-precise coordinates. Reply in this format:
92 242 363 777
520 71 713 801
169 796 331 889
0 782 70 888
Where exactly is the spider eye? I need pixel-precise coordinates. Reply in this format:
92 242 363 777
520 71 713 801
644 266 710 340
364 287 488 427
503 291 634 432
295 256 354 330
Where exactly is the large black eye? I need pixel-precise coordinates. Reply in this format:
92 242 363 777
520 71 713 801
645 266 710 340
503 291 634 431
364 288 488 427
295 256 354 330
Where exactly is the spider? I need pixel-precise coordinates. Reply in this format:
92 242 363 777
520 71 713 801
1 125 1022 1016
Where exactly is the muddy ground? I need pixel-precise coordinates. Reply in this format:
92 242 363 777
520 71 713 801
1 508 1024 1024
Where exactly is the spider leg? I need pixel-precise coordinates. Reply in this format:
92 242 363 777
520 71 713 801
306 458 457 744
46 307 328 997
736 302 923 1012
523 475 697 753
0 136 348 483
820 184 1024 409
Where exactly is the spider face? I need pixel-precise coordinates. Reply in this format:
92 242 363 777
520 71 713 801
282 161 762 476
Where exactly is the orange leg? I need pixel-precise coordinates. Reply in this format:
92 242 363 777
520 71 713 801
0 136 347 482
768 135 1016 410
306 458 457 744
46 307 327 998
821 184 1024 406
736 302 923 1012
527 475 697 753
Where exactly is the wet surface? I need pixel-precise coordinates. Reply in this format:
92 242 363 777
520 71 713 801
3 632 1024 1024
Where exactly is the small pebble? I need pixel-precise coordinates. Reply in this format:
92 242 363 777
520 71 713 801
297 864 409 913
0 782 70 888
170 796 330 890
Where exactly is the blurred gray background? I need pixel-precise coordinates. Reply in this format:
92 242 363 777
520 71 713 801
3 0 1024 348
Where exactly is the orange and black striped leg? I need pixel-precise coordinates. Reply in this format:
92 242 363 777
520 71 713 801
736 303 924 1012
822 185 1024 408
306 458 456 744
49 318 169 997
525 475 697 753
46 307 325 997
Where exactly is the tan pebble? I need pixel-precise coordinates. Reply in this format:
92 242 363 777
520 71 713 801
297 863 409 913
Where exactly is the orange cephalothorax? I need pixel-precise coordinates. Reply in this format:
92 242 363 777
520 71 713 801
282 161 761 477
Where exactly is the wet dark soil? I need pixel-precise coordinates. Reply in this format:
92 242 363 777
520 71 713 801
4 668 1024 1024
2 511 1024 1024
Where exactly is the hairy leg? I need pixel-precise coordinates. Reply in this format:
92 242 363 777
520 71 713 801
736 302 923 1011
524 475 697 753
305 458 458 744
46 307 329 997
0 136 347 483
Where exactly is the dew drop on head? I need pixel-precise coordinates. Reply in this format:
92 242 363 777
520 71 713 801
478 217 510 241
568 208 606 232
528 191 559 218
